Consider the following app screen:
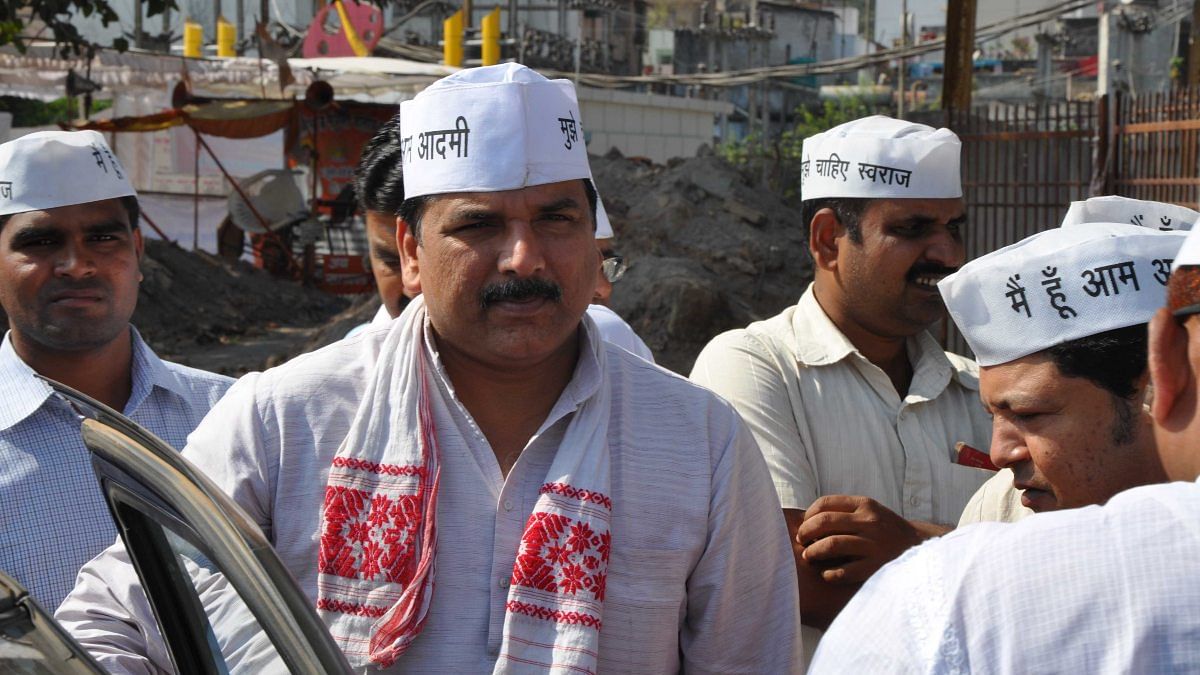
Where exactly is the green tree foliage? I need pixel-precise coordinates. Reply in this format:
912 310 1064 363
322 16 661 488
0 1 177 56
0 95 110 125
721 96 881 200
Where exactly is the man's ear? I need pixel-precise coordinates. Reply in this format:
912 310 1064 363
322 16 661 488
1149 307 1190 423
809 207 847 273
397 215 421 295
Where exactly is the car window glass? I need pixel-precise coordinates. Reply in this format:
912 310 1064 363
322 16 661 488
156 523 290 675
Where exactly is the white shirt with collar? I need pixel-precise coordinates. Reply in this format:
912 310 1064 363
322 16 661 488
585 304 655 362
812 478 1200 673
0 328 231 609
59 318 801 673
690 283 993 665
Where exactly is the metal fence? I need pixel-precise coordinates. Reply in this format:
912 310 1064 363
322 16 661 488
940 100 1098 355
1109 89 1200 210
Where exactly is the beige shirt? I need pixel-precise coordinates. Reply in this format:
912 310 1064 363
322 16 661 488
958 468 1033 526
691 284 993 520
690 284 994 665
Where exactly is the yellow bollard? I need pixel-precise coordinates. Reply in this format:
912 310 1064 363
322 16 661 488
183 20 203 58
442 10 463 67
481 7 501 66
216 16 236 57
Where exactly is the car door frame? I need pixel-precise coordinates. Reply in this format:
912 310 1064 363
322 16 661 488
47 378 352 675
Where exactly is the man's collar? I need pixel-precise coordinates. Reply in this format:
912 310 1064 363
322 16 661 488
127 327 191 412
790 285 860 365
0 332 55 431
791 284 964 399
0 327 189 432
370 304 392 326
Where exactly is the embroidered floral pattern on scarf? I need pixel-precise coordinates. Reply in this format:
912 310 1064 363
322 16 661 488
315 296 613 673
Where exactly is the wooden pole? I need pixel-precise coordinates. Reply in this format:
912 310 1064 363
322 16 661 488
1188 0 1200 87
897 0 907 117
134 0 144 49
942 0 977 111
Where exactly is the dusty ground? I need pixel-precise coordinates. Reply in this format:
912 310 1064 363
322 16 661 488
134 239 349 375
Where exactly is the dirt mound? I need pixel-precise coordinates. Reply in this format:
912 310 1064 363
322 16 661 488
289 293 384 357
592 153 811 373
134 239 349 373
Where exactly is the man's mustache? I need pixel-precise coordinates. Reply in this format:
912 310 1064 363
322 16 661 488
479 277 562 309
40 279 109 301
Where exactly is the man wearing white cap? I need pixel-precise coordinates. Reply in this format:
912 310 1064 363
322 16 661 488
0 130 231 608
348 116 653 362
690 115 990 658
62 64 800 672
959 200 1188 525
808 223 1200 672
1061 194 1198 230
586 197 655 361
355 113 416 325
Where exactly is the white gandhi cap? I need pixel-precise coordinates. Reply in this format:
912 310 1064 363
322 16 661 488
0 130 136 217
398 63 592 200
938 222 1185 366
800 115 961 202
1176 220 1200 266
1061 195 1197 231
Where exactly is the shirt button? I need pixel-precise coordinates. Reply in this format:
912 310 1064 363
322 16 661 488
503 499 513 512
499 577 511 589
909 495 920 507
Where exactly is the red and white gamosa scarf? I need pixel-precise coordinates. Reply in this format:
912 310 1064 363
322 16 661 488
316 295 613 673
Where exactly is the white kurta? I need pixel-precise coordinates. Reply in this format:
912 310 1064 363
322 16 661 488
812 478 1200 673
58 319 801 673
690 283 993 665
585 304 655 363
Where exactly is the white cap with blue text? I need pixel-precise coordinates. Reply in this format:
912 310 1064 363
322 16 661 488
1176 220 1200 266
938 222 1186 366
1061 195 1197 231
398 63 592 200
799 115 961 201
0 130 136 217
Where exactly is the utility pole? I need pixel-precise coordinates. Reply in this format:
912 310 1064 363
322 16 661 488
1189 0 1200 87
897 0 906 117
236 0 245 53
942 0 977 110
134 0 144 49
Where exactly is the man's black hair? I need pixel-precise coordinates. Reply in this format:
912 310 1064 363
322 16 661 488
799 197 872 244
1046 323 1148 444
0 195 140 231
353 114 405 215
397 178 599 242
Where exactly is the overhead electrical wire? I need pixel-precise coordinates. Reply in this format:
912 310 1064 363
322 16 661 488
539 0 1097 88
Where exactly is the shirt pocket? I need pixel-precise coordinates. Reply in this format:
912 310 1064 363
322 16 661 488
598 548 691 673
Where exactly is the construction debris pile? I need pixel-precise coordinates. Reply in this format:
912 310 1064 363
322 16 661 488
133 239 348 374
592 151 812 373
